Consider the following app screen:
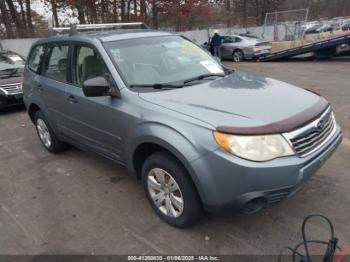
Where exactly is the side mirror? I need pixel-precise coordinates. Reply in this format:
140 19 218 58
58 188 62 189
82 77 111 97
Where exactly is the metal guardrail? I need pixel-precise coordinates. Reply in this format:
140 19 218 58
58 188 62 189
49 22 149 36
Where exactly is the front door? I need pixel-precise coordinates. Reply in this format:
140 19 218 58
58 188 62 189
221 36 235 58
61 44 123 161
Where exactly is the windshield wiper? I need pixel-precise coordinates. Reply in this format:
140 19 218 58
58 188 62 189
183 73 225 84
129 83 184 89
129 73 228 89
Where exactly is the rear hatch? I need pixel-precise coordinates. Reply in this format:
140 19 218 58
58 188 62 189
251 40 271 54
255 41 271 47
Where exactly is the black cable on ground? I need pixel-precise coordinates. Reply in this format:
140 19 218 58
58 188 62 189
277 214 341 262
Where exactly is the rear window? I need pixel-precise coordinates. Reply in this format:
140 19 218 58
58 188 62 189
44 43 69 82
28 45 45 74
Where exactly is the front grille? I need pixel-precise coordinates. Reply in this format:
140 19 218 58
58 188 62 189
285 107 336 157
0 83 22 95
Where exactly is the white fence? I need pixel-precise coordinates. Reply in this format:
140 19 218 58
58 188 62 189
1 38 40 57
182 25 286 44
0 25 287 57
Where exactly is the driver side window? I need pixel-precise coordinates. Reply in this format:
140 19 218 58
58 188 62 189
72 45 108 87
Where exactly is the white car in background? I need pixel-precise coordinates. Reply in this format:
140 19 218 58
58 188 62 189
203 34 271 62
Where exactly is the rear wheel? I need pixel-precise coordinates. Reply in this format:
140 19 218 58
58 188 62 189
232 50 244 62
34 111 67 153
142 152 202 228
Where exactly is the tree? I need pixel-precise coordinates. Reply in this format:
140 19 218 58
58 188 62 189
121 0 126 21
140 0 147 20
18 0 28 35
6 0 25 37
50 0 59 27
26 0 35 36
0 0 14 38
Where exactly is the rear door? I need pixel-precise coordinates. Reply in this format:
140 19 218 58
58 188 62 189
60 43 123 161
221 36 243 58
40 42 71 132
220 36 234 58
24 44 45 107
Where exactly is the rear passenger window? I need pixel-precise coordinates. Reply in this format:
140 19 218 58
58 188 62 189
44 43 69 82
73 45 108 87
28 45 44 74
223 36 234 43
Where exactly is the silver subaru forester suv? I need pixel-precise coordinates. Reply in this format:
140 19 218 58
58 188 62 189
23 24 342 227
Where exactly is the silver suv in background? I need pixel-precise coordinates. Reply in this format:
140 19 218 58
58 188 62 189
23 24 341 228
0 51 25 108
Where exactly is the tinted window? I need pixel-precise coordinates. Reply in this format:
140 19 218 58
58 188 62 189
28 45 44 74
223 36 242 43
73 45 108 87
223 36 234 43
44 43 69 82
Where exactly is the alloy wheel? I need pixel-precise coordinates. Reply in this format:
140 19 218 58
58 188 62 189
233 51 243 62
36 118 52 148
147 168 184 218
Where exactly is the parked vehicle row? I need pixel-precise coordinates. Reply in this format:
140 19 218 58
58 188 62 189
303 18 350 35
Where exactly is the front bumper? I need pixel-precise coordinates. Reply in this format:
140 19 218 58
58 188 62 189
244 48 271 59
190 127 342 214
0 92 23 108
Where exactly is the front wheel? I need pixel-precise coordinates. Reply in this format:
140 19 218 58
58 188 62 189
232 50 244 62
142 152 202 228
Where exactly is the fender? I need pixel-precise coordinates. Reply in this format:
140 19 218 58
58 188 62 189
124 121 209 200
27 97 58 133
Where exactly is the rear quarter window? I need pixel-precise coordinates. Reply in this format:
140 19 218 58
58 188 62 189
28 45 45 74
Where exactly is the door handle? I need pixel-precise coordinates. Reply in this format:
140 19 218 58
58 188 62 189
67 95 78 104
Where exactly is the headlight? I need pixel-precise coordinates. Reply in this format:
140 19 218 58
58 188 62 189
213 132 294 162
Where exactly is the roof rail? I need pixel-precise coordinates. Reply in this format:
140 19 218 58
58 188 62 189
48 22 149 36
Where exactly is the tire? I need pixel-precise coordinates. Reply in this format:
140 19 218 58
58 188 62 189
34 110 67 153
141 152 202 228
232 49 244 62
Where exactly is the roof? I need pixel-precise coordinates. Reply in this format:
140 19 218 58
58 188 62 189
35 29 174 45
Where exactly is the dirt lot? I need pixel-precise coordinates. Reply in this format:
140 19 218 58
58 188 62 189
1 59 350 256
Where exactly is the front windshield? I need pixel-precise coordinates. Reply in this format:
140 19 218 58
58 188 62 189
104 35 224 86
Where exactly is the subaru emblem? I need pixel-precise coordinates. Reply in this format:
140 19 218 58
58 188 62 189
316 120 324 130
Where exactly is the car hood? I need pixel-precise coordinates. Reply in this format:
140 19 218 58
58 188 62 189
0 62 24 71
138 71 324 131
